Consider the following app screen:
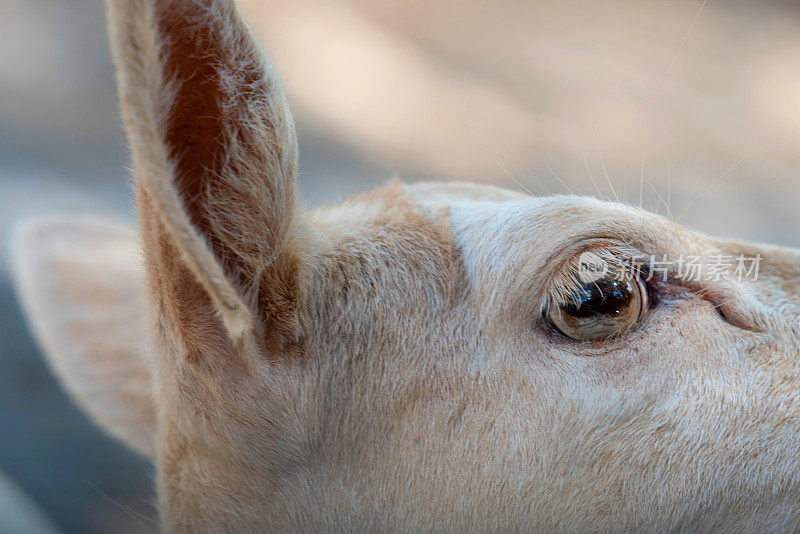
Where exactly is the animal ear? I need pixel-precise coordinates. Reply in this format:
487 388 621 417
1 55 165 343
107 0 304 359
11 217 156 457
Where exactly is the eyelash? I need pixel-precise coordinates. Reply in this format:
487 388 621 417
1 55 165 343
543 245 645 309
539 245 676 339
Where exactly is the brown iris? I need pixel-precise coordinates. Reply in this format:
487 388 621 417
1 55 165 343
547 268 646 341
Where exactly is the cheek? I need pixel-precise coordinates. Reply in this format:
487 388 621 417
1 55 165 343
487 297 726 413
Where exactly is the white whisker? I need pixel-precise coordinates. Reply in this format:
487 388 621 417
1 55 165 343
639 0 708 209
491 151 537 197
667 166 673 220
676 157 744 220
584 159 604 200
598 144 619 203
544 159 576 196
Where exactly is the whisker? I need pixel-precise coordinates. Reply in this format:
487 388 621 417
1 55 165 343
675 0 709 59
584 159 605 200
510 150 551 196
666 166 673 220
639 147 646 209
598 144 620 203
623 177 630 206
593 121 620 203
639 0 708 209
676 157 744 220
648 168 672 217
544 159 576 196
491 151 538 197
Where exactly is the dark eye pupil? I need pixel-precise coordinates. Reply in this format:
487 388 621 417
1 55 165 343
563 278 633 318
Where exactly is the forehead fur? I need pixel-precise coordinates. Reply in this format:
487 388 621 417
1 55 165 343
306 181 464 335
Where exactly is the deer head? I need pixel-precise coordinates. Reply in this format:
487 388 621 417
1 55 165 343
12 0 800 531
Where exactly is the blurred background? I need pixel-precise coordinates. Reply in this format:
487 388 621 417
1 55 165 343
1 0 799 531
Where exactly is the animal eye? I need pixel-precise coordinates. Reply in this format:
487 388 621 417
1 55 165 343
546 263 647 342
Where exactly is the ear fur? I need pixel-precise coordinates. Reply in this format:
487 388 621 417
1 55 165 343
11 216 156 457
106 0 304 361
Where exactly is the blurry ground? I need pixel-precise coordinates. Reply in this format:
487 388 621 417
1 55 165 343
0 0 798 532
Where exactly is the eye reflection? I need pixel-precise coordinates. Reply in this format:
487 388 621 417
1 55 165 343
563 278 635 318
546 254 647 342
